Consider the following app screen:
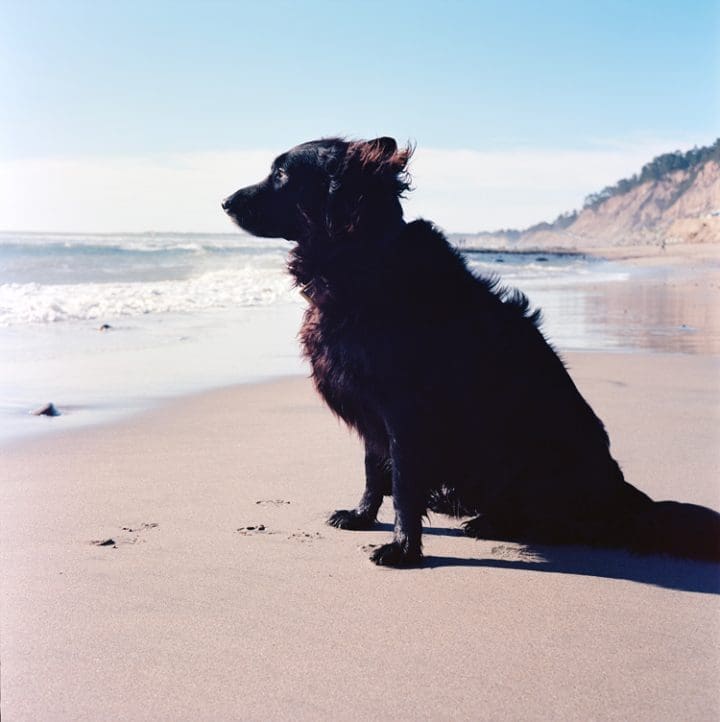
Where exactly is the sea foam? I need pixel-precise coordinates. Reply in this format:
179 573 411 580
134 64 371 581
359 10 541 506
0 266 298 326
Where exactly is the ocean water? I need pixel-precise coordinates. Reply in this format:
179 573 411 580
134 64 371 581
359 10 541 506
0 231 714 442
0 232 294 324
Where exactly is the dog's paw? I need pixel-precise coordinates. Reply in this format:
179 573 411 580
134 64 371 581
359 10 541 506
369 541 422 567
327 509 376 530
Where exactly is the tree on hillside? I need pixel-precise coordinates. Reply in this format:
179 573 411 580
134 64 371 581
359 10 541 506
583 138 720 211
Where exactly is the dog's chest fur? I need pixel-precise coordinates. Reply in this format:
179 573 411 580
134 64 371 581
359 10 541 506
299 304 389 450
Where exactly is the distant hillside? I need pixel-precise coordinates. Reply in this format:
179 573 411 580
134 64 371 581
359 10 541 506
457 139 720 250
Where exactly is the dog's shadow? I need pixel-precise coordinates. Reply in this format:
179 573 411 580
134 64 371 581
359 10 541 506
371 522 720 594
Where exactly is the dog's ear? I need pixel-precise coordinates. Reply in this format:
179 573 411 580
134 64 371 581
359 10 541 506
355 137 408 173
370 136 397 155
325 137 413 235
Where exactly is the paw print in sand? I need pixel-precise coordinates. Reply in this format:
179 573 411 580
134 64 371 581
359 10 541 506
287 531 323 543
236 524 270 536
91 522 159 548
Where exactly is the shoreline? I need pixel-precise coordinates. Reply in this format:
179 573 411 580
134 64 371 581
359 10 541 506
0 301 308 446
1 370 309 449
592 241 720 264
458 242 720 265
2 349 719 720
5 343 718 452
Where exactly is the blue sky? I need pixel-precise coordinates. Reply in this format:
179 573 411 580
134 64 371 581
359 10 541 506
0 0 717 232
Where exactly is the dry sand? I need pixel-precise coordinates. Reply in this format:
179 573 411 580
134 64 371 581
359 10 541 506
2 350 719 721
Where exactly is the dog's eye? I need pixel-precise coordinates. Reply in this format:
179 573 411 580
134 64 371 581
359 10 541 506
272 168 288 186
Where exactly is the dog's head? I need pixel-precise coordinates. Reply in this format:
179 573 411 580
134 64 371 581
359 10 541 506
222 137 413 242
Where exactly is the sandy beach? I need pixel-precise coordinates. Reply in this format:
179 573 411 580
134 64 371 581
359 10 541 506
2 347 719 721
3 2 717 718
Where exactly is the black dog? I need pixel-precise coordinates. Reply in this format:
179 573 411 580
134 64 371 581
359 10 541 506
223 136 720 566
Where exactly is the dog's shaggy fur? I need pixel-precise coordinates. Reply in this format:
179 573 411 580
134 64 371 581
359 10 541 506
223 137 720 566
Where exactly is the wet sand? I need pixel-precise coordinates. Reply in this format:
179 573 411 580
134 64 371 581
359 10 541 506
2 348 719 720
534 242 720 355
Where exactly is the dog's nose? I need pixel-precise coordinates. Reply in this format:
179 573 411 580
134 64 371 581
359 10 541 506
221 195 234 212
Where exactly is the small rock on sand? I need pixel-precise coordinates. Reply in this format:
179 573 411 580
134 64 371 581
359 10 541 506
30 402 60 417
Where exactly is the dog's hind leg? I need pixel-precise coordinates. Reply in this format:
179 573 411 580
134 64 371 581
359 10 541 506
328 449 390 530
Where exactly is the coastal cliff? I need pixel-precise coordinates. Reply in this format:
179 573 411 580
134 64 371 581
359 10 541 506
459 140 720 250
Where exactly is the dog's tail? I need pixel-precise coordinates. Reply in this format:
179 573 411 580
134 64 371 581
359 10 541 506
626 499 720 562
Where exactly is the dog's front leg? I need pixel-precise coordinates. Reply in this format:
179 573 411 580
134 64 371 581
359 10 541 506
328 449 390 530
369 435 425 567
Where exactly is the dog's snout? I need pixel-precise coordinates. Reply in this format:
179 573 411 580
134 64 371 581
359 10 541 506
221 194 234 212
